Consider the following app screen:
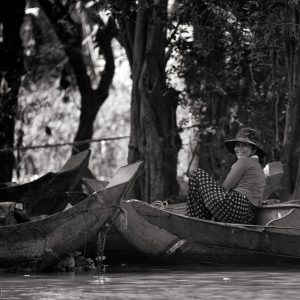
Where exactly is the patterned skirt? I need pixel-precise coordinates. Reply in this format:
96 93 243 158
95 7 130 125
186 168 254 224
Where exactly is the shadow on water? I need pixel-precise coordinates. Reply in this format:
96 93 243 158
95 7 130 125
1 264 300 299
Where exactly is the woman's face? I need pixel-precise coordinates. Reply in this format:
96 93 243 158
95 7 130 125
234 142 253 159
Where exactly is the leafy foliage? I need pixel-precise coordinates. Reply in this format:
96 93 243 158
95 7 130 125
168 1 289 161
15 5 131 182
9 0 300 196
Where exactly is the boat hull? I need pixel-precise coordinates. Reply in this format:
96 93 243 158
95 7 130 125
113 200 300 265
0 160 144 270
0 150 91 215
0 191 117 270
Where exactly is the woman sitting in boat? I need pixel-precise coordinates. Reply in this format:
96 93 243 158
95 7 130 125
186 127 266 224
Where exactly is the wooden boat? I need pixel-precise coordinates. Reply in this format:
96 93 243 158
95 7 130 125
108 198 300 265
81 177 145 262
0 150 91 215
0 160 143 271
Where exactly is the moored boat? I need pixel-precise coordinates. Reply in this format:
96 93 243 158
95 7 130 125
81 177 145 262
0 160 143 271
0 150 91 215
109 198 300 265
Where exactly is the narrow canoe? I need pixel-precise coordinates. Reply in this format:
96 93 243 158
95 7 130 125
0 150 91 215
81 177 144 261
0 160 143 270
110 199 300 265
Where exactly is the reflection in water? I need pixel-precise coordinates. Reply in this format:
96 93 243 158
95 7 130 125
1 265 300 299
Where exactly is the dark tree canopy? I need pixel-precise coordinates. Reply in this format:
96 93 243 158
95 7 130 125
1 0 300 203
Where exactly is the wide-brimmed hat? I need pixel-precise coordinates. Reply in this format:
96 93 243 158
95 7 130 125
224 127 266 157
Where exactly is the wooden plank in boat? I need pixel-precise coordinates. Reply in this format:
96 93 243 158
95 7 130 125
263 161 283 199
82 178 109 194
59 149 91 173
263 208 300 235
103 161 143 202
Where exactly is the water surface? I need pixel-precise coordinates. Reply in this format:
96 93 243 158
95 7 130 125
1 264 300 299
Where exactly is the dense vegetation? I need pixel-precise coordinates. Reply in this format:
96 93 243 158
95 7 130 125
0 0 300 201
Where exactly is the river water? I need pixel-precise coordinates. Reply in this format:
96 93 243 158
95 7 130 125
1 264 300 299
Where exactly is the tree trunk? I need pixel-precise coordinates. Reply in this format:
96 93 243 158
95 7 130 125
280 5 300 201
281 91 300 200
124 0 181 202
289 68 300 199
70 19 115 153
0 1 26 182
292 153 300 199
40 1 115 154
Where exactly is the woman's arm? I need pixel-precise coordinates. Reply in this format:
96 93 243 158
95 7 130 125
222 158 249 191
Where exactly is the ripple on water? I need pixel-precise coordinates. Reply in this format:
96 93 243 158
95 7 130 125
1 265 300 299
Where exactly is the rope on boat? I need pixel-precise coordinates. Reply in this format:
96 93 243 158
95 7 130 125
151 200 168 210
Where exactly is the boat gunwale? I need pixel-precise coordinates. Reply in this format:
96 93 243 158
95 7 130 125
126 199 300 238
